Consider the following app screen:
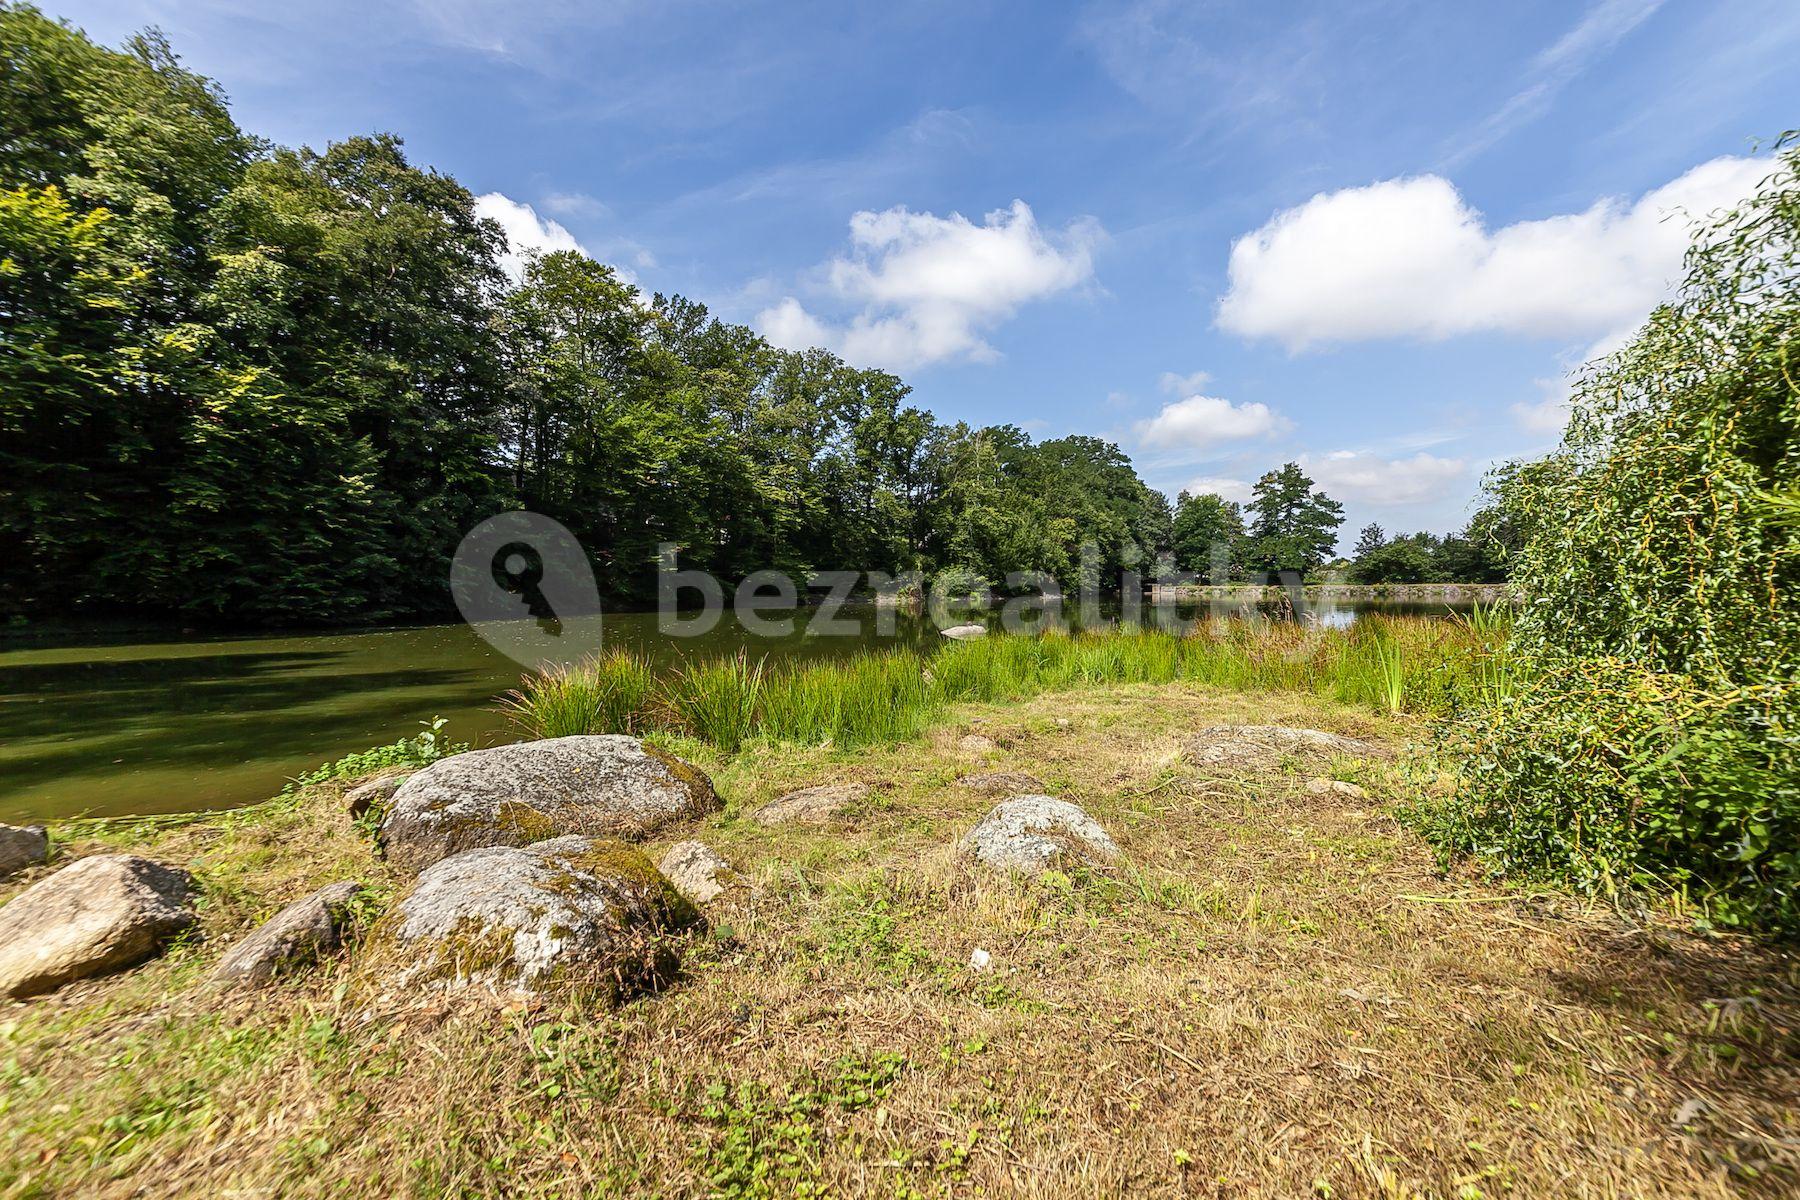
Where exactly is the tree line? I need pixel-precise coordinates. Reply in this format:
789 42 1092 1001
1340 511 1513 585
1163 467 1511 585
0 8 1503 626
1 8 1186 623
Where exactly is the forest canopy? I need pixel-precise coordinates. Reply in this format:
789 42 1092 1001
0 7 1187 622
0 7 1509 625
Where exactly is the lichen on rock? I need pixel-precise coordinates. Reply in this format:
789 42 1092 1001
657 840 737 904
959 795 1119 876
750 782 871 826
362 836 700 1004
377 735 721 874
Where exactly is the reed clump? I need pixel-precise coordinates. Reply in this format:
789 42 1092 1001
497 648 655 739
500 615 1501 753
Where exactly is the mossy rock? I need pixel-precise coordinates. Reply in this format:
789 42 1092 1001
212 881 364 988
361 837 700 1004
377 736 721 874
750 783 871 826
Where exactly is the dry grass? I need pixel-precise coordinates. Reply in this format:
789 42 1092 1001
2 683 1796 1198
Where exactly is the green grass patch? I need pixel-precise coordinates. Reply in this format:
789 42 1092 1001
499 617 1500 757
498 650 655 739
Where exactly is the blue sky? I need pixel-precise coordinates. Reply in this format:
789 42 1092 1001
52 0 1800 543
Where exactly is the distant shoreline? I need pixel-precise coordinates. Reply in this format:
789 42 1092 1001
1146 581 1507 604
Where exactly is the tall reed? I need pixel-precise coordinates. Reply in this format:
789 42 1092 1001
498 616 1490 756
498 649 655 738
760 651 938 746
663 653 764 752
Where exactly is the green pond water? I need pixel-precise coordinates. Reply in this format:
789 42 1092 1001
0 599 1458 822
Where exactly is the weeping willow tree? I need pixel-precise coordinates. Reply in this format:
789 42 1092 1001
1418 135 1800 932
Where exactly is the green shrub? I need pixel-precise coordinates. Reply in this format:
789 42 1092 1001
284 717 464 792
1413 136 1800 933
1413 662 1798 929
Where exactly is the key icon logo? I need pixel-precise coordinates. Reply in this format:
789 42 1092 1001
450 512 603 669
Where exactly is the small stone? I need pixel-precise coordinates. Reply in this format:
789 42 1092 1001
1305 778 1369 800
959 770 1046 795
344 773 411 821
1671 1097 1708 1128
0 855 197 998
968 947 992 972
212 881 364 987
378 735 720 874
658 841 736 904
958 734 1000 755
960 795 1120 876
940 623 987 640
1187 725 1390 767
752 783 871 826
0 823 50 881
365 836 699 1003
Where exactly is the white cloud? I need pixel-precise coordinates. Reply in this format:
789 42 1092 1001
1216 154 1769 351
541 191 609 218
758 297 832 352
1301 451 1468 507
1135 394 1286 451
475 193 586 282
1512 391 1573 436
1180 476 1252 504
1158 369 1212 394
756 200 1101 370
1537 0 1666 76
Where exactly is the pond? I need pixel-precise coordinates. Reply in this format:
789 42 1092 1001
0 598 1463 821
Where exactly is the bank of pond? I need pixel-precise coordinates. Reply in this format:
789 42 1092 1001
0 602 1498 822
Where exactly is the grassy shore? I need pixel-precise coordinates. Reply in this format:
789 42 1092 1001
3 673 1795 1197
502 615 1508 752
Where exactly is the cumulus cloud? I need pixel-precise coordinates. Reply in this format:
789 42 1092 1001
1180 476 1252 504
758 297 832 352
475 193 586 281
1135 393 1287 451
756 200 1101 370
1216 155 1768 350
1301 451 1468 507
